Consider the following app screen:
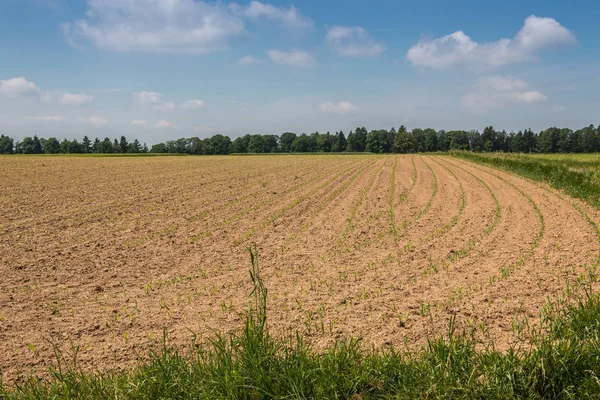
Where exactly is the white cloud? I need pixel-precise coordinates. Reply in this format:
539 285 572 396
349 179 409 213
63 0 245 53
154 120 178 128
134 91 161 104
0 77 41 96
267 49 316 68
131 120 148 126
509 91 548 103
182 99 205 109
27 116 68 123
230 1 313 29
407 15 576 69
319 101 358 114
59 92 93 105
154 102 176 111
325 26 385 57
477 76 530 92
461 76 548 113
79 115 108 126
239 55 263 66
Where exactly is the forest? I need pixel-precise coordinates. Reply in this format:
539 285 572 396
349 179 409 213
1 124 599 155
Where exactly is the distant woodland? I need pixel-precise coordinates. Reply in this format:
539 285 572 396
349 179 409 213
1 125 599 154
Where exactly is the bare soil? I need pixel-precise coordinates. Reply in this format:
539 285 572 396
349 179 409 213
1 154 598 382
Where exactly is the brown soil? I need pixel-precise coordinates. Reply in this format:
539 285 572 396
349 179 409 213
1 154 598 382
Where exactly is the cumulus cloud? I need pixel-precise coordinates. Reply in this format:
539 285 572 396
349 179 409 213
267 49 316 67
182 99 205 109
134 91 161 104
326 26 385 57
131 120 148 126
407 16 576 69
154 120 178 128
63 0 245 53
154 102 176 111
477 76 530 92
238 55 263 66
319 101 358 114
461 76 548 113
0 77 41 96
27 116 68 122
1 78 95 106
509 91 548 103
79 115 108 126
230 1 313 29
59 92 93 105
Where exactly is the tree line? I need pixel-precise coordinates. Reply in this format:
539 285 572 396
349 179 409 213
1 124 599 155
0 135 148 154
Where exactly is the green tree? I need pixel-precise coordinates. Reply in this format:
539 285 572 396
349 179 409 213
481 126 496 152
538 127 560 153
208 134 232 155
411 129 426 152
188 137 204 155
280 132 296 153
150 143 167 153
346 129 366 152
423 129 438 152
32 135 43 154
315 132 334 152
19 137 37 154
43 137 60 154
61 139 82 153
82 136 92 153
98 138 114 153
580 125 598 153
232 135 251 153
92 138 100 153
0 134 14 154
248 135 267 153
469 130 483 152
448 131 470 150
556 129 574 153
437 130 450 152
365 130 382 153
392 131 415 153
263 134 279 153
331 131 346 152
522 129 536 153
128 139 142 153
119 136 129 153
507 131 523 153
290 134 314 152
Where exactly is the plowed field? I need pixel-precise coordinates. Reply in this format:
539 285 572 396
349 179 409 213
2 155 599 381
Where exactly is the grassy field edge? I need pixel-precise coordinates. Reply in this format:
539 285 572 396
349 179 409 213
449 151 600 209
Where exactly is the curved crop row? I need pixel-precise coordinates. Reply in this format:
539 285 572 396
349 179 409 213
235 158 371 246
281 158 379 252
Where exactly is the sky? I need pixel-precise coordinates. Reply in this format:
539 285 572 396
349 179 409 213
0 0 599 144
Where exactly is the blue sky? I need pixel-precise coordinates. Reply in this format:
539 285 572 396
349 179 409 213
0 0 599 144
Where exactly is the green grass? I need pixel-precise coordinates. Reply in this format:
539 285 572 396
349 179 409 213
450 152 600 209
3 248 600 399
